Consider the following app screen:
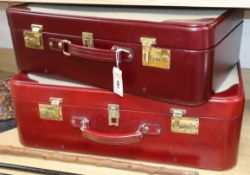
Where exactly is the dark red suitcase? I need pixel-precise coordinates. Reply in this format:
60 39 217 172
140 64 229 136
10 64 244 170
7 4 243 105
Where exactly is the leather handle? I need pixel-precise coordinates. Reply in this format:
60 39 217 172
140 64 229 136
81 118 142 145
73 117 162 145
50 39 134 63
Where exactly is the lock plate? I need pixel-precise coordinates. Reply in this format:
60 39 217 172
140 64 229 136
23 24 43 49
39 98 62 121
82 32 94 47
140 37 170 69
108 104 120 127
171 109 199 135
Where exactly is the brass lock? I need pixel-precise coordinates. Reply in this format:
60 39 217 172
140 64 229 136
39 97 63 121
140 37 171 69
82 32 94 47
108 104 120 127
23 24 43 49
171 108 199 135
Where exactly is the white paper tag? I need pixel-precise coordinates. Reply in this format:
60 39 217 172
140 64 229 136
113 67 123 97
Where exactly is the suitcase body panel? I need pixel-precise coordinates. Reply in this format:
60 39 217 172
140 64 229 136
10 65 244 170
7 4 244 105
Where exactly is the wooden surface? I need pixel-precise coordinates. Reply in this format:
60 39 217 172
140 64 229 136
1 0 250 8
0 48 18 73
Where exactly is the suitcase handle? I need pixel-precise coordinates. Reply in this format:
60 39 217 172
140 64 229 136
71 117 161 145
50 39 134 63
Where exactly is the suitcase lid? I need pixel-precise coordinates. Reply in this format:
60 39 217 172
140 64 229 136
27 74 96 89
28 4 226 22
7 4 243 50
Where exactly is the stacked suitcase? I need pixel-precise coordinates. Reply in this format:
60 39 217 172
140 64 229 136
7 4 245 170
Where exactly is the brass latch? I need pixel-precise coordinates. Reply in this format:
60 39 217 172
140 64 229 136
171 108 199 135
39 97 63 121
140 37 171 69
23 24 43 49
82 32 94 47
108 104 120 127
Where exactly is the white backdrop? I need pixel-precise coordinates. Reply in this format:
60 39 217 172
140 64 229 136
240 10 250 68
0 4 13 48
0 6 249 68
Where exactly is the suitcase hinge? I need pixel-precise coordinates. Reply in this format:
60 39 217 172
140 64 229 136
171 108 199 135
38 97 63 121
82 32 94 47
23 24 44 49
108 104 120 127
140 37 171 69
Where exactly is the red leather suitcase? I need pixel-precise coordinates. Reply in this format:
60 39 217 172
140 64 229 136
10 64 244 170
7 4 243 106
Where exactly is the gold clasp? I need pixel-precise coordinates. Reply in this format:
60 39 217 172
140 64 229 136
39 97 63 121
140 37 171 69
171 108 199 135
108 104 120 127
82 32 94 47
23 24 43 49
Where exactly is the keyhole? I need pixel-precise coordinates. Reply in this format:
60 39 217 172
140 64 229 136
112 118 117 124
